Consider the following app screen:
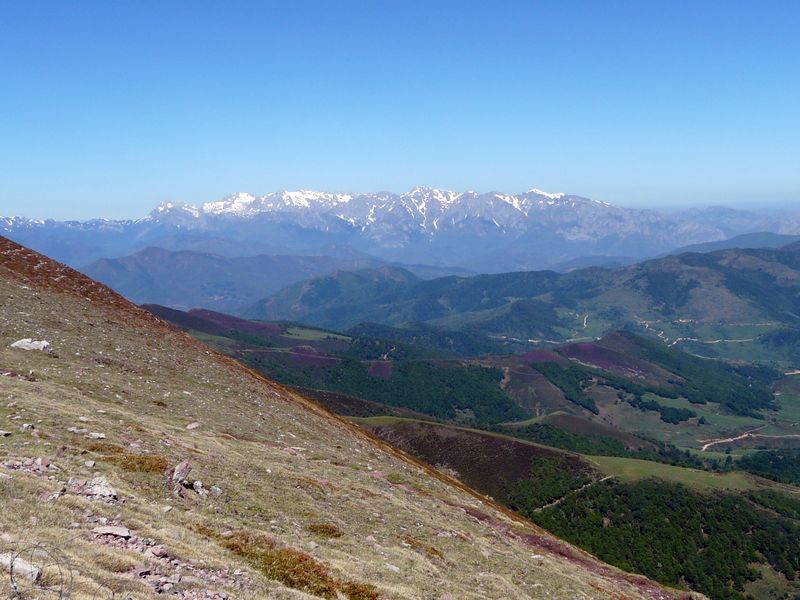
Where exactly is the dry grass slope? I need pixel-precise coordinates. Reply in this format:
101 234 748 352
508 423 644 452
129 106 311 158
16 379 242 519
0 236 700 599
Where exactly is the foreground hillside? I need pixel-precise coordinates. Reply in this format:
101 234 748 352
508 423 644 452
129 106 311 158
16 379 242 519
0 237 686 599
143 305 800 598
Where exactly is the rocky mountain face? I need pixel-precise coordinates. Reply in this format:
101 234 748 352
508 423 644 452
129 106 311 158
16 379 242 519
5 187 787 272
0 234 690 598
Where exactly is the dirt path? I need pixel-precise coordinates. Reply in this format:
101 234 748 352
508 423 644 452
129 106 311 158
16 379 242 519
669 336 755 347
699 425 769 451
534 475 615 512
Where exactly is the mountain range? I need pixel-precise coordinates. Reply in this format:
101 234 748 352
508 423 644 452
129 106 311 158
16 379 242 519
5 187 800 272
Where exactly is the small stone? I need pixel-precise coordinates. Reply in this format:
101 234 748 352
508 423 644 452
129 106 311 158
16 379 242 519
162 505 173 513
10 339 51 353
0 553 40 582
86 476 117 498
133 566 151 578
86 432 106 440
192 480 208 497
186 422 201 430
92 525 131 538
0 431 10 437
171 460 192 483
38 490 62 503
84 460 95 468
385 563 401 573
210 485 223 496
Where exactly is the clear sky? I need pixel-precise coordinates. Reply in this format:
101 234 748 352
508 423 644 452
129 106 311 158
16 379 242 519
1 1 799 219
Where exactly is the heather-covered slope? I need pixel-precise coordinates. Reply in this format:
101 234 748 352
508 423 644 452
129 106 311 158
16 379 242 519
0 235 688 599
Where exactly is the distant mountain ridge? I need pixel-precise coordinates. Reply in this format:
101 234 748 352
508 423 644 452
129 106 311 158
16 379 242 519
82 247 470 312
248 242 800 364
9 186 798 272
665 232 800 256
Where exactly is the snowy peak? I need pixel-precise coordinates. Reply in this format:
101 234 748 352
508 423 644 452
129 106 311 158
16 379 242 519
201 192 257 215
526 188 566 200
147 187 581 222
150 201 202 219
401 186 463 208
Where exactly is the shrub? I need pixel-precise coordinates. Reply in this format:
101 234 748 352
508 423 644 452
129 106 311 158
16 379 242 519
221 530 376 599
306 523 344 538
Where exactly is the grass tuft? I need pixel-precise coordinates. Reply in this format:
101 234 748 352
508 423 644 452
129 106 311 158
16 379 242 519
402 534 444 559
306 522 344 538
220 530 377 599
109 453 169 474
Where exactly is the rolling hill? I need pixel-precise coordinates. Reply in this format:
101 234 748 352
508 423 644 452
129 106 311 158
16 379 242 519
81 248 468 313
665 232 800 256
247 243 800 364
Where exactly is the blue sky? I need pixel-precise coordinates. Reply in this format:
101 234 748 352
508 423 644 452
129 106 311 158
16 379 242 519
1 1 798 219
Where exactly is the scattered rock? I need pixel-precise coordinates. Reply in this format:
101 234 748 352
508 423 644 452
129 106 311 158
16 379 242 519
93 525 132 538
172 460 192 484
0 552 41 582
10 338 51 353
86 432 106 440
38 489 64 503
84 460 96 468
149 545 169 558
193 480 209 498
134 566 152 578
0 431 10 437
385 563 401 573
186 422 201 430
210 485 223 496
86 476 118 499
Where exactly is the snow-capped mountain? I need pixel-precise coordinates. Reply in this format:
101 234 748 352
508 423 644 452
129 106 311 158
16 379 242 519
3 186 795 272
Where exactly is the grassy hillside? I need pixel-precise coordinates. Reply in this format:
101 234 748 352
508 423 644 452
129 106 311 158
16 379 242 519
0 236 683 599
360 418 800 600
147 305 799 464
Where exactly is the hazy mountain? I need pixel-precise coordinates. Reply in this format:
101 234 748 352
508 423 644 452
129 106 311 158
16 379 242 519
8 187 797 272
665 232 800 256
82 247 471 312
248 243 800 364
